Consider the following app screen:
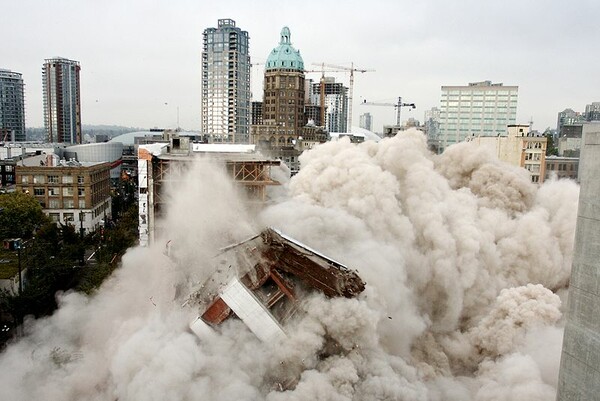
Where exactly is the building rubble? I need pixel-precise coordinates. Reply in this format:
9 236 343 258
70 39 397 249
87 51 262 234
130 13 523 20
185 227 365 342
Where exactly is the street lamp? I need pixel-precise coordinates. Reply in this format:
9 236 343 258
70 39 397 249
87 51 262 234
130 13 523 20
15 238 23 295
79 211 85 266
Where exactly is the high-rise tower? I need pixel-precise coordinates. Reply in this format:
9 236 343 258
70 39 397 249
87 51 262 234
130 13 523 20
201 19 251 143
258 26 305 147
42 57 82 144
0 69 26 142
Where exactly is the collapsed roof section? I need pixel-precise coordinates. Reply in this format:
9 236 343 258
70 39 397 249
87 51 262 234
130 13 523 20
187 227 365 341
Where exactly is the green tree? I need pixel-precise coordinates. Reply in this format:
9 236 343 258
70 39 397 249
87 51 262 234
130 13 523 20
0 192 49 240
545 131 559 156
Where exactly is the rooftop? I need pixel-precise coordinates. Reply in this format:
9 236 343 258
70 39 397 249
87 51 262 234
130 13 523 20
265 27 304 72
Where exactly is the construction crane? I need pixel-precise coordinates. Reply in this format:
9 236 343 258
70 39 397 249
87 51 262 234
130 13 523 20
310 63 374 131
361 97 416 127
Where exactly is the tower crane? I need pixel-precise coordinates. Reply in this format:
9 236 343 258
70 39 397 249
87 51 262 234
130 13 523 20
304 66 353 128
310 63 374 131
361 97 416 127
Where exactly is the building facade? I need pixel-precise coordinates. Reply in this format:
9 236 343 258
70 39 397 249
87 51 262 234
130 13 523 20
0 160 17 188
584 102 600 121
545 156 579 181
466 124 547 183
0 69 26 142
424 107 441 152
359 112 372 131
439 81 518 151
201 19 251 143
251 101 263 125
16 159 111 232
558 124 583 157
556 108 585 138
42 57 82 144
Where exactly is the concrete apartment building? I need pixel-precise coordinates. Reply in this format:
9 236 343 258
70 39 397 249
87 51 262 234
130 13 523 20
15 156 111 232
439 81 518 151
201 19 251 143
0 69 26 142
42 57 82 144
466 124 547 183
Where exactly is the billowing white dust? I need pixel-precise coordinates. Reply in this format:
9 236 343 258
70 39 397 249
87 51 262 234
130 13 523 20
0 130 579 400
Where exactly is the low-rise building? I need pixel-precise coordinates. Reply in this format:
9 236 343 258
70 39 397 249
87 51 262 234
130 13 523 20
545 156 579 181
15 156 111 232
466 124 547 183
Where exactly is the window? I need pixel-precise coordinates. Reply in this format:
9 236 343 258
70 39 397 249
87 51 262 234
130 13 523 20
34 188 45 196
48 175 58 183
62 175 73 184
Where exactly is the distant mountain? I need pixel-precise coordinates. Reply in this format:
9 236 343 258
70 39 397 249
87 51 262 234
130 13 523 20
25 125 146 141
82 124 145 132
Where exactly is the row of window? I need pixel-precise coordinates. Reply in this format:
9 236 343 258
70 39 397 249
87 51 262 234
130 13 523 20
525 142 544 149
548 163 577 171
21 175 85 184
525 153 542 161
32 187 86 196
46 199 86 209
524 164 541 173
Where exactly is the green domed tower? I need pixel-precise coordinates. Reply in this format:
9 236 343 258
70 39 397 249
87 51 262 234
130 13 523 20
265 27 304 71
252 27 306 153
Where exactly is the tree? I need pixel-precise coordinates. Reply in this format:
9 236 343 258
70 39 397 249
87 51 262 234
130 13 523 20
0 192 49 240
545 132 559 156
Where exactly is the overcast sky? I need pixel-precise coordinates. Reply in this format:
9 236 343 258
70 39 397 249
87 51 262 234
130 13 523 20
3 0 599 132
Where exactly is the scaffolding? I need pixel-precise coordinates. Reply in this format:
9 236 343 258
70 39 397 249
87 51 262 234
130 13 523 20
140 152 280 245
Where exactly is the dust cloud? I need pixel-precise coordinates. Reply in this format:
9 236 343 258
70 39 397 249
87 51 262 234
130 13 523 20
0 130 579 400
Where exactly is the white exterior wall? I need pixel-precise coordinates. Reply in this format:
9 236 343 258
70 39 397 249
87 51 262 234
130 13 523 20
219 277 286 342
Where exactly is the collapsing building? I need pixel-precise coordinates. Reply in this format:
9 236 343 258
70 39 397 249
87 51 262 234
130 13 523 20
137 132 281 247
186 227 365 342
